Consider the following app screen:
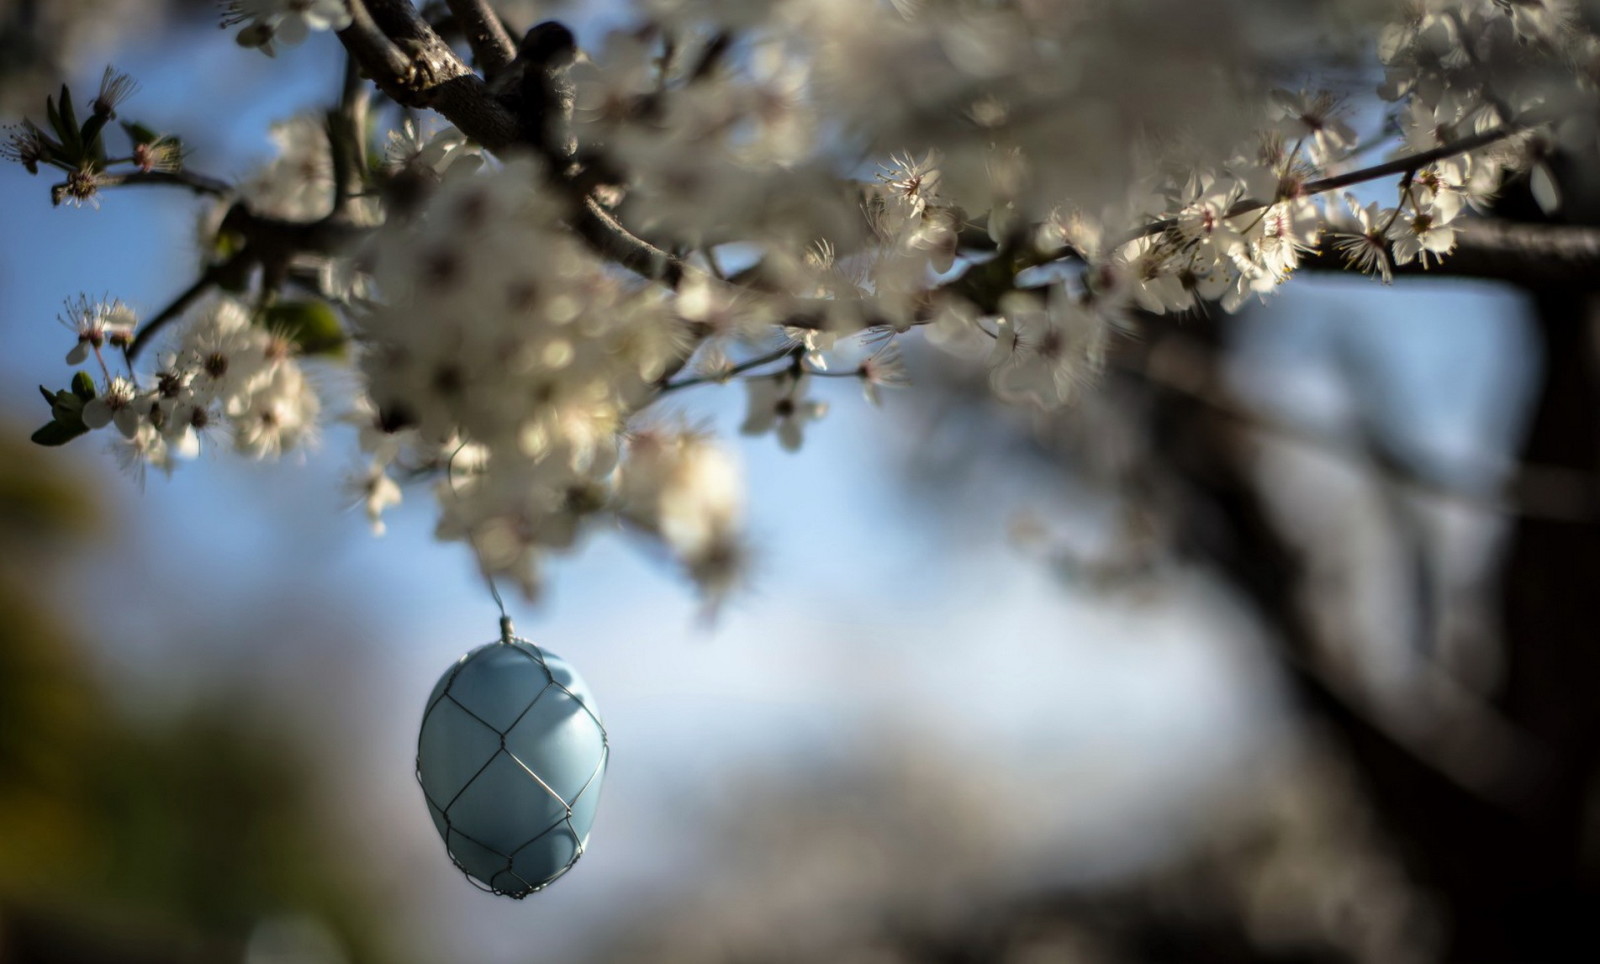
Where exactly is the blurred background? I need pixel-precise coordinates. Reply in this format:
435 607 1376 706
2 2 1598 962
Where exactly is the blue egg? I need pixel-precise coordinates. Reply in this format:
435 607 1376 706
416 640 608 898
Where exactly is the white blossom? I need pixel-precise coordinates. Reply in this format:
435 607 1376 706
1329 194 1397 284
740 372 828 452
243 114 335 221
59 296 137 365
1271 90 1359 166
82 376 148 439
222 1 352 55
348 461 403 536
618 427 746 584
987 290 1109 409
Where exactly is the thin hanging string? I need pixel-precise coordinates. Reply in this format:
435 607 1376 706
449 441 515 645
483 569 513 643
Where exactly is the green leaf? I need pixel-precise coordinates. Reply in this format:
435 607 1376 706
49 390 85 422
81 113 109 162
45 95 62 143
58 85 77 138
38 377 93 423
31 419 90 447
120 121 160 146
37 380 93 444
56 85 82 158
263 300 347 357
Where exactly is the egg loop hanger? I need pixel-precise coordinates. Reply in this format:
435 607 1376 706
484 568 514 644
445 438 517 645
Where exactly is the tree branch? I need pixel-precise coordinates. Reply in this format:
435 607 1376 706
446 0 516 80
338 3 694 292
127 255 239 359
338 0 520 151
1134 323 1551 811
1131 125 1526 243
1123 334 1600 524
126 204 374 361
91 169 231 197
338 0 415 93
571 195 685 286
659 344 801 393
1303 218 1600 287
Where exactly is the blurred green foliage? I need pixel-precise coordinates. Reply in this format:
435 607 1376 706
0 430 390 963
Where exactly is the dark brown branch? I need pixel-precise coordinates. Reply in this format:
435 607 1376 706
331 22 1582 304
1303 218 1600 287
572 196 684 286
1134 324 1550 810
1125 335 1600 524
339 3 692 291
1303 126 1523 197
93 169 231 197
339 0 416 94
126 203 374 361
446 0 516 79
338 0 520 151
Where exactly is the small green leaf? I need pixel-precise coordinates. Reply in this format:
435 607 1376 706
45 95 62 142
31 418 90 447
58 85 77 137
120 121 160 146
81 113 109 161
37 377 93 423
263 300 347 357
211 227 244 261
57 85 82 158
49 390 86 422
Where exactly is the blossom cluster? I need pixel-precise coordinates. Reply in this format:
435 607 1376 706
16 0 1600 607
934 0 1599 408
349 157 743 600
0 66 180 209
56 296 320 476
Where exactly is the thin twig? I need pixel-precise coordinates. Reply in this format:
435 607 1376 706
1131 125 1525 243
92 169 231 197
659 344 801 393
127 255 243 360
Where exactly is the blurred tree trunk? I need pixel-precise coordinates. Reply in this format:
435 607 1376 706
1480 286 1600 961
1145 255 1600 961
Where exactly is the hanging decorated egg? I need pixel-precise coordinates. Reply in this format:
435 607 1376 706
416 625 608 898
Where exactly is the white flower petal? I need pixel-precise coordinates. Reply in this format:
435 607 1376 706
113 406 141 440
82 398 112 429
